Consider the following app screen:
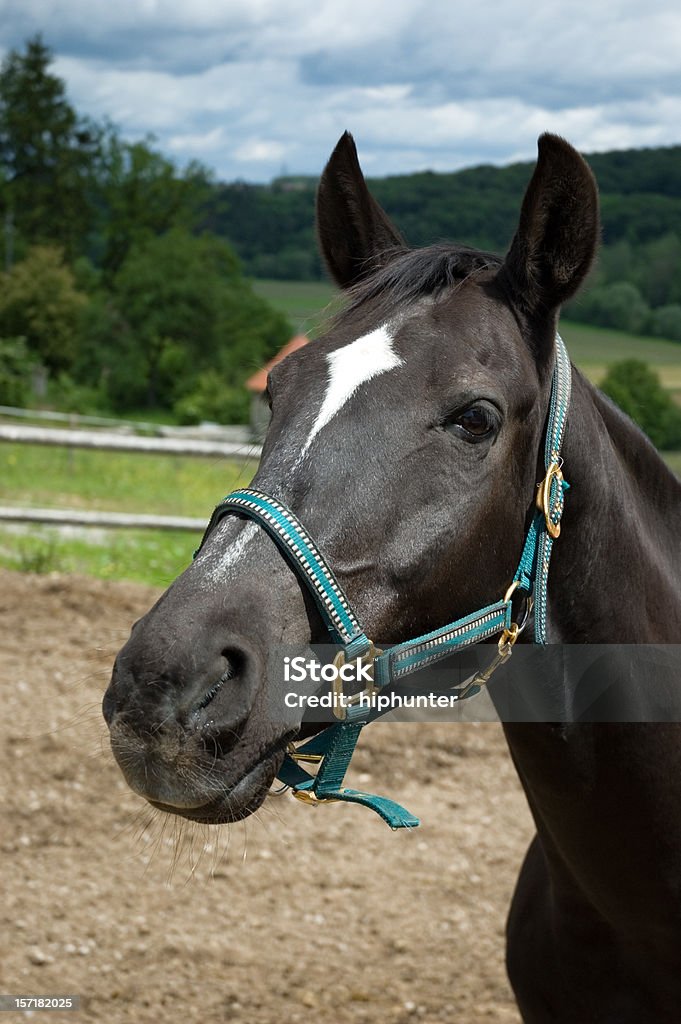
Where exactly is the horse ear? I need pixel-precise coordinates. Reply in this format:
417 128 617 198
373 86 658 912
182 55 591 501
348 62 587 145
317 131 405 289
499 134 600 318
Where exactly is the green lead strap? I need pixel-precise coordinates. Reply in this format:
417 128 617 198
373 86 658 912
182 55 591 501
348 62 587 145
279 722 420 829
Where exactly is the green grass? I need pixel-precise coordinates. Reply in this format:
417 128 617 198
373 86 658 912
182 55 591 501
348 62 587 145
559 321 681 391
0 445 255 587
252 278 339 336
253 279 681 392
4 527 198 587
0 444 255 515
665 451 681 477
2 285 680 587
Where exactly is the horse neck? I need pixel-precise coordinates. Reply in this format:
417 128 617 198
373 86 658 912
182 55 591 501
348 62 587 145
546 366 681 644
501 370 681 910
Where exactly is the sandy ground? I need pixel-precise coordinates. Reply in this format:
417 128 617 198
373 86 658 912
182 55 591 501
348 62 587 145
0 568 534 1024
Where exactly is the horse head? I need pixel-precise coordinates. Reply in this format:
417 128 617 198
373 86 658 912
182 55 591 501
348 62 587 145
103 132 598 824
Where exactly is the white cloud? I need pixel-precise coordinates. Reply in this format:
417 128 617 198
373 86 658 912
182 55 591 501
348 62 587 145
1 0 680 181
167 126 225 153
234 138 286 163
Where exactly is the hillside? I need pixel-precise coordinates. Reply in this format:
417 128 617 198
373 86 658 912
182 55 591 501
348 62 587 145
203 144 681 282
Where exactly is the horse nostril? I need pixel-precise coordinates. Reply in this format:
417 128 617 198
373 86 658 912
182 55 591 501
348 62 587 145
195 647 247 711
221 646 246 679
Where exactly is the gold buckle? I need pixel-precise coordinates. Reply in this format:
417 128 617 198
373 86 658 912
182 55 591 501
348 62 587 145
457 622 520 698
292 789 322 805
332 642 383 721
292 788 344 806
286 744 323 765
537 459 564 539
457 584 526 699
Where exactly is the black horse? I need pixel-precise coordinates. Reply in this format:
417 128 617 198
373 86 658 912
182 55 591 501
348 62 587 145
103 132 681 1022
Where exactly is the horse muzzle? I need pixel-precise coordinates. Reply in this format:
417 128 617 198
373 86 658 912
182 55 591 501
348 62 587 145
103 629 294 823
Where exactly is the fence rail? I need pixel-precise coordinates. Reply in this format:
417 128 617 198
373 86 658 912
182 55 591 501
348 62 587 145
0 416 259 534
0 423 262 460
0 404 254 443
0 403 166 432
0 506 205 532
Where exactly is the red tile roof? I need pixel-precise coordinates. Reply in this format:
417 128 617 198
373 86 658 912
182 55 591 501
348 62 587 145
245 335 309 392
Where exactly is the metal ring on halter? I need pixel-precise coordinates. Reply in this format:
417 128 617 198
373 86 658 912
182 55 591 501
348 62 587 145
537 460 564 539
503 580 534 640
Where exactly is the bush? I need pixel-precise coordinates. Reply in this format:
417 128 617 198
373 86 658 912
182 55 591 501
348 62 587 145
174 369 250 425
0 337 36 406
648 304 681 342
0 246 88 372
600 359 681 450
112 230 291 412
47 372 107 415
574 282 650 334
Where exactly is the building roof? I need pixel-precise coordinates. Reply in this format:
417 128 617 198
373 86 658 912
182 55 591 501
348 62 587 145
245 335 309 393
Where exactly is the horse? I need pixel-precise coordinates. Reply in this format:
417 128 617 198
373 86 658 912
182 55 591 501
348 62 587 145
103 132 681 1022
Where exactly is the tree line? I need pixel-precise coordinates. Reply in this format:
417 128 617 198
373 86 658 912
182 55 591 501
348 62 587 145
2 35 681 435
206 146 681 341
0 36 291 421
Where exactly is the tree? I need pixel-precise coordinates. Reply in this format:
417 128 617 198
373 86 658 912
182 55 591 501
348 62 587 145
649 304 681 343
174 369 250 425
109 229 291 412
634 233 681 308
572 282 650 334
600 360 681 450
96 133 211 277
0 337 35 405
0 246 87 372
0 35 100 262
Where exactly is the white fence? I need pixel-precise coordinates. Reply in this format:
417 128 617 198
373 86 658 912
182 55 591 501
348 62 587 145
0 404 254 443
0 418 262 532
0 506 206 531
0 423 261 460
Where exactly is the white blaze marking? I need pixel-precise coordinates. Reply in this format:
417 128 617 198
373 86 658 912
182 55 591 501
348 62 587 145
200 325 404 588
301 324 403 456
200 520 258 589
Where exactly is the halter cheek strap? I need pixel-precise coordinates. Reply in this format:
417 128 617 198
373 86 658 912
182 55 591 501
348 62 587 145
195 335 571 829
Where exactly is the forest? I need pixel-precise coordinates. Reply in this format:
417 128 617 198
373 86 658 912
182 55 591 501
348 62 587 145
1 35 681 432
206 146 681 340
0 37 292 423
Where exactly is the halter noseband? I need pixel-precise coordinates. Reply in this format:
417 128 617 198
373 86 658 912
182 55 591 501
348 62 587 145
195 335 571 829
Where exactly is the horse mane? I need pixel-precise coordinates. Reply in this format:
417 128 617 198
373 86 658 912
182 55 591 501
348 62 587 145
333 243 503 325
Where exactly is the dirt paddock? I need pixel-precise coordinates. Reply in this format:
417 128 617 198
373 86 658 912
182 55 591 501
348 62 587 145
1 568 533 1023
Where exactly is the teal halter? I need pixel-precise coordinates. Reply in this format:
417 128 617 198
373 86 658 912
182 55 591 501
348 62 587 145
196 335 571 829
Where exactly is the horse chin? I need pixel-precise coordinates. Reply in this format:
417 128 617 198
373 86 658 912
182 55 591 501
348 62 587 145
148 745 286 825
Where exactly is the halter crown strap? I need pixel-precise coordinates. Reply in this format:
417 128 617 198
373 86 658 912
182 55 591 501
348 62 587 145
511 334 571 641
196 334 572 828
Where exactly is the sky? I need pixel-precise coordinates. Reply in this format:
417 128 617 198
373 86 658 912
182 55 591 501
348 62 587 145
1 0 680 183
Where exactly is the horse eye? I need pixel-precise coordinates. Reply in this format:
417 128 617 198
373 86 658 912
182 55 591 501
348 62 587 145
446 405 496 441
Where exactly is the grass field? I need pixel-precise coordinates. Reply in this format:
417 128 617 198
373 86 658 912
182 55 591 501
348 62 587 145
252 278 339 337
1 280 679 587
665 451 681 476
558 322 681 392
0 446 255 586
254 279 681 392
2 438 679 587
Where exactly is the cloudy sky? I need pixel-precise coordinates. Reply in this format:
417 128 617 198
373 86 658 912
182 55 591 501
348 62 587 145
1 0 680 183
